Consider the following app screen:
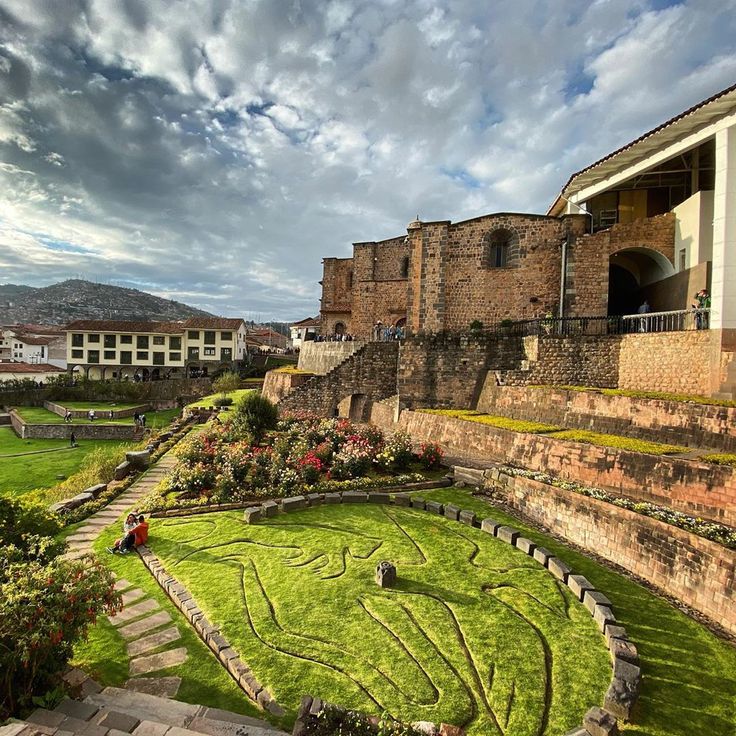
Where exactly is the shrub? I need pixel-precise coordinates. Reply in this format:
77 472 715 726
213 396 233 407
232 392 278 441
417 442 444 469
375 431 414 471
212 370 241 396
469 319 484 331
700 453 736 467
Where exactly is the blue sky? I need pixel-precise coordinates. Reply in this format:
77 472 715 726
0 0 734 319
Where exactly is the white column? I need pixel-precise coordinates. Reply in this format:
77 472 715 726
711 125 736 329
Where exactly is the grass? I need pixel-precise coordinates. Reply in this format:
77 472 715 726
699 453 736 467
271 366 314 375
529 385 736 409
147 505 611 735
14 407 181 428
54 401 144 411
420 488 736 736
74 524 269 724
0 427 132 499
186 389 255 413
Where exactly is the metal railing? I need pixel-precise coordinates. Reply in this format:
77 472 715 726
482 308 711 337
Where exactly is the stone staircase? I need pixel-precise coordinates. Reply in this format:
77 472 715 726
1 686 288 736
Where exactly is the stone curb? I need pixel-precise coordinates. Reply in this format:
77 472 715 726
135 544 285 718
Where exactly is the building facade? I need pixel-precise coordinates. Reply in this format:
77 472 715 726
0 325 66 367
64 318 247 379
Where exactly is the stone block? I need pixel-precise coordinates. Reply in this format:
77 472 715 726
70 492 94 506
411 496 426 510
481 518 502 535
444 503 460 521
393 494 411 506
584 590 613 615
562 729 589 736
58 715 107 736
261 500 278 517
306 493 323 506
547 557 572 582
459 510 476 526
375 561 397 588
605 625 628 645
533 547 553 567
342 491 368 503
96 710 141 732
593 605 616 632
515 537 536 555
567 574 595 601
126 450 151 469
243 507 262 524
49 501 72 513
54 699 99 721
583 706 619 736
367 492 389 503
425 500 444 515
324 492 342 504
207 632 229 654
239 671 263 699
114 461 133 481
282 495 307 512
609 637 639 665
87 483 107 498
604 659 641 721
496 526 520 545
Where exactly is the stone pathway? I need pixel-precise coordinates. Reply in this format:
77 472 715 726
60 451 189 696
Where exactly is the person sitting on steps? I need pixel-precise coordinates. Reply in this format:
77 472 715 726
118 514 149 554
108 513 137 554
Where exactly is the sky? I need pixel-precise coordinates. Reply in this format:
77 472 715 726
0 0 735 321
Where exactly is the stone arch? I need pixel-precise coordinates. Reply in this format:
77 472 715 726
334 322 346 336
87 365 103 381
608 246 676 316
483 227 519 268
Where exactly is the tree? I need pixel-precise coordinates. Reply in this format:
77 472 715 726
231 391 278 442
213 371 241 403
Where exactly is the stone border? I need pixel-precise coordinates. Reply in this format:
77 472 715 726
243 491 638 736
44 400 151 420
135 544 285 718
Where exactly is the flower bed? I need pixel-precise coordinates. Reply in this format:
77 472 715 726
143 411 445 511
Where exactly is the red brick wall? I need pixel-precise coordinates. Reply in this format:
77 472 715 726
373 409 736 526
498 471 736 636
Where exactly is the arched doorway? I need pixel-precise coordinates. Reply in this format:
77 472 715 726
607 247 675 315
334 322 346 336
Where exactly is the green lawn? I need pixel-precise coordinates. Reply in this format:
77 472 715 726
147 505 610 734
421 489 736 736
56 401 144 411
77 525 273 725
186 389 255 412
0 427 133 498
15 407 181 429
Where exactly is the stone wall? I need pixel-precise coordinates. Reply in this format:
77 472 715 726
44 400 150 419
261 371 314 404
566 213 675 317
477 384 736 451
279 342 399 419
10 410 139 440
497 471 736 636
320 257 353 335
397 332 524 410
297 341 363 375
371 409 736 526
618 330 715 394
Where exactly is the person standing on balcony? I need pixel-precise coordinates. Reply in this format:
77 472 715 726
693 290 710 329
637 300 651 332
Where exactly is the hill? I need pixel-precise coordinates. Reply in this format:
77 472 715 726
0 279 214 325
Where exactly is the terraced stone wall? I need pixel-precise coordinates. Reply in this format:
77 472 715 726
296 341 362 375
372 408 736 526
9 410 138 440
496 470 736 636
477 384 736 451
262 371 314 404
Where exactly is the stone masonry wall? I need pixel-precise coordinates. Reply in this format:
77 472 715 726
566 213 675 317
297 341 363 375
320 257 353 335
618 330 715 395
477 384 736 451
373 409 736 526
10 410 138 440
279 342 399 419
261 371 314 404
498 472 736 636
397 332 524 410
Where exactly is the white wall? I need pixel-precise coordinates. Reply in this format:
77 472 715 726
673 190 714 271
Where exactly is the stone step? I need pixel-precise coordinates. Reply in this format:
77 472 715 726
127 626 181 657
129 646 188 676
109 599 160 626
119 610 173 640
125 676 181 699
452 465 487 486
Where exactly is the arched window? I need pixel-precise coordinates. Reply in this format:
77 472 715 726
334 322 346 335
401 256 409 278
485 228 514 268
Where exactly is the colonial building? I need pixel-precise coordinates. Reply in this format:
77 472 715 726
63 317 247 379
290 317 321 348
0 325 66 367
0 362 65 383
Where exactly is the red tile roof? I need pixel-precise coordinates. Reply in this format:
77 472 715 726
0 362 64 373
63 320 185 334
182 317 245 330
291 317 321 327
14 334 53 345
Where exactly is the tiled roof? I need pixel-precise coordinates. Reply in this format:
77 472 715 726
182 317 244 329
0 362 64 373
63 320 185 334
291 317 321 327
14 334 53 345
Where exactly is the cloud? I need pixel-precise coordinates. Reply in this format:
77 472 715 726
0 0 734 319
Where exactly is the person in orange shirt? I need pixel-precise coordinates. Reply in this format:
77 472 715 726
119 515 149 553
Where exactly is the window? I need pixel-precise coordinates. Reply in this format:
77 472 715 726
170 336 181 350
679 249 687 271
71 349 83 359
401 256 409 278
221 332 232 341
153 352 165 365
121 334 133 344
104 334 116 348
188 346 199 360
204 331 216 344
188 330 199 339
136 351 148 361
153 336 165 345
203 346 216 356
120 351 132 365
87 350 100 364
72 333 84 347
221 347 232 361
169 352 182 362
104 350 116 360
137 335 149 349
88 333 100 343
485 228 514 268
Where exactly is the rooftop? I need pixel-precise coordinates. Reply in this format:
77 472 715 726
0 362 64 373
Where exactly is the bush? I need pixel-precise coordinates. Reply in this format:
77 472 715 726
213 371 241 398
213 396 233 407
0 498 121 718
469 319 484 331
375 431 414 471
417 442 444 469
232 392 278 441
